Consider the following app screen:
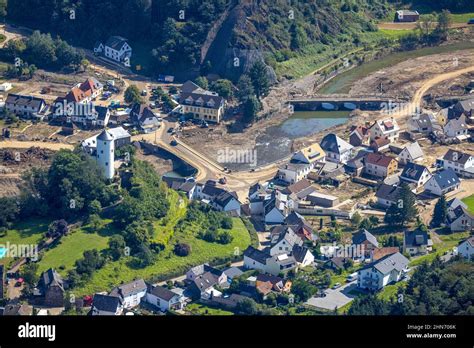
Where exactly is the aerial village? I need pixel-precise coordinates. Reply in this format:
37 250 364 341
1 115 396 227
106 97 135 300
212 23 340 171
0 10 473 317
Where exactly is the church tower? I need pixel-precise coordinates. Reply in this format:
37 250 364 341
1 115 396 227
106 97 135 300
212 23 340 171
96 129 115 179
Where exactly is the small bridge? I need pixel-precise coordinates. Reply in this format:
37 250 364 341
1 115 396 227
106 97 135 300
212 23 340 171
288 95 406 112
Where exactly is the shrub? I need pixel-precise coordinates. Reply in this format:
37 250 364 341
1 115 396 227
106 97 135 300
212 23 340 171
174 243 191 257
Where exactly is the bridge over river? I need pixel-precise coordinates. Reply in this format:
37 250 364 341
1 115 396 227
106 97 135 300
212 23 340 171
288 95 407 112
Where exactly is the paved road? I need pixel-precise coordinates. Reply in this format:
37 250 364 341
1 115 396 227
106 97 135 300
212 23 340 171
306 280 358 310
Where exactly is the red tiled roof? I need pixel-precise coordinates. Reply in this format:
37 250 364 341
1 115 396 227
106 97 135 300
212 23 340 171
365 153 395 168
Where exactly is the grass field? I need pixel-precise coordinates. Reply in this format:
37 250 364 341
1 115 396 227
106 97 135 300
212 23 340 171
409 232 469 267
185 303 233 316
378 29 415 39
378 282 406 301
462 194 474 213
0 219 50 246
38 220 117 275
72 194 251 296
0 219 50 266
450 13 474 23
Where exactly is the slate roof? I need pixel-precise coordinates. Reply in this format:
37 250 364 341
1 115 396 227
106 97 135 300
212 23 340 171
244 246 270 265
459 236 474 247
223 267 243 279
110 279 147 299
93 294 122 312
455 99 474 113
192 272 218 292
352 229 379 248
375 184 402 202
429 169 460 190
292 245 311 263
320 134 353 155
6 94 46 110
361 252 408 274
38 268 64 292
179 80 224 110
97 129 114 141
148 285 178 301
404 230 429 248
443 149 473 165
400 162 429 182
214 190 240 209
105 36 129 50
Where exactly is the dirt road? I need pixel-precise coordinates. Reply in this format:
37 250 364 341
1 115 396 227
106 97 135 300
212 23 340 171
0 140 73 151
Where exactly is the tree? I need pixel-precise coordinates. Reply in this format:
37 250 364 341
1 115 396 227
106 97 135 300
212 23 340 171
291 279 316 302
435 10 451 37
290 23 307 50
124 85 143 104
249 61 270 99
108 235 126 260
235 298 258 315
46 219 69 239
218 231 233 245
348 295 388 315
87 200 102 216
384 183 417 227
236 75 254 103
243 95 261 124
220 216 233 229
194 76 208 90
351 211 362 227
174 242 191 256
432 195 448 227
75 249 105 276
135 243 155 267
210 79 233 99
0 197 19 228
22 262 39 290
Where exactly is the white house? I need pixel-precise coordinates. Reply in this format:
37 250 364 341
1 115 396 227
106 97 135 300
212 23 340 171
243 246 270 273
375 184 402 208
370 119 400 143
403 230 432 256
320 133 353 164
400 162 432 190
292 245 315 267
194 181 241 216
265 253 297 276
439 149 474 178
97 36 132 65
357 252 409 291
398 142 424 164
457 236 473 260
424 169 460 196
91 294 123 316
109 279 147 309
444 115 469 141
5 94 47 119
448 205 474 232
263 194 290 224
145 285 185 312
269 228 303 256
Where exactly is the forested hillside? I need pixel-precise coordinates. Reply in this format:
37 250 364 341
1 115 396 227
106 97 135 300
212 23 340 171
3 0 470 80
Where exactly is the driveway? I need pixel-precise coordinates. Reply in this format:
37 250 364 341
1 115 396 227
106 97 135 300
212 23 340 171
305 280 358 311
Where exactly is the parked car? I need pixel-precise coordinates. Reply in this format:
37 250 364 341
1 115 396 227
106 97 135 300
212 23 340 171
468 18 474 24
332 283 342 290
170 140 178 146
219 177 227 185
167 127 174 133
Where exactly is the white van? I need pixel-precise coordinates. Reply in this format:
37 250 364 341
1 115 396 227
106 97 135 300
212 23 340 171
346 272 358 282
